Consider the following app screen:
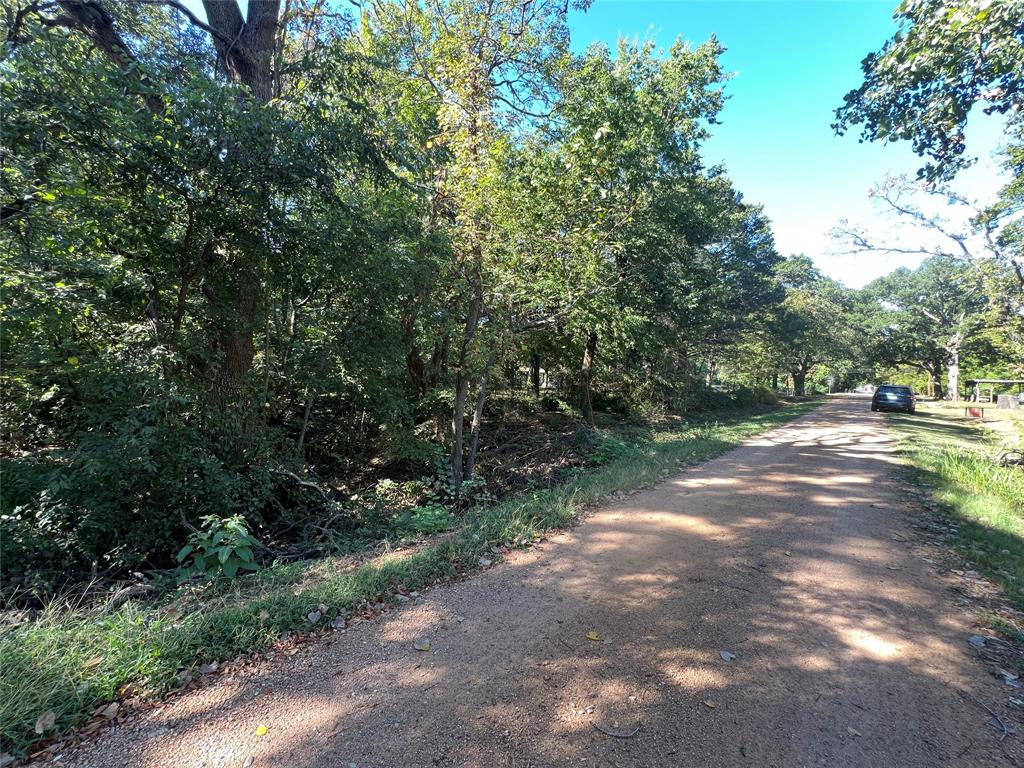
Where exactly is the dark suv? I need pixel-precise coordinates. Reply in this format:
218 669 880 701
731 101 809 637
871 385 916 414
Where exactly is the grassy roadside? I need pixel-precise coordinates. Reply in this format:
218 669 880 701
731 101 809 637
0 399 821 757
888 401 1024 609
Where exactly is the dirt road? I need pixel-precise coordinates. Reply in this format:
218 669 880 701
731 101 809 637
60 397 1023 767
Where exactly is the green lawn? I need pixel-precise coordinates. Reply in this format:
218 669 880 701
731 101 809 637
888 402 1024 609
0 399 821 756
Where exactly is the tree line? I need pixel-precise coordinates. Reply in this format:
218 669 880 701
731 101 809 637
1 0 1021 598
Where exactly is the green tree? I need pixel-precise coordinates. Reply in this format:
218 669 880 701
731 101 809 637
859 256 988 397
834 0 1024 182
771 256 853 396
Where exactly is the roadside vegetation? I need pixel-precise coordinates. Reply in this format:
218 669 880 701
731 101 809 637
889 402 1024 610
0 398 819 756
2 0 1023 759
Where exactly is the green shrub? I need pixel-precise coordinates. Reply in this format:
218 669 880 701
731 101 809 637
591 433 635 465
392 503 456 536
175 515 262 583
0 368 280 599
731 385 779 406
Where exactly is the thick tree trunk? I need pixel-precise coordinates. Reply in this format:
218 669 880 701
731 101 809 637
202 0 280 102
57 0 284 411
792 370 806 397
530 352 541 397
202 1 280 404
580 329 598 426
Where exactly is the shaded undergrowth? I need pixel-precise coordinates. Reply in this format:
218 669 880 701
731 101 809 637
0 400 820 756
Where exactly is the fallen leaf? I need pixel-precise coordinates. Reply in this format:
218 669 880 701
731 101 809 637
587 631 601 642
720 651 736 662
258 610 270 621
243 758 254 768
255 725 269 737
199 661 219 675
307 610 322 624
847 726 862 737
702 700 717 709
886 564 902 571
414 640 431 652
34 710 56 734
478 557 492 567
83 655 104 669
783 551 792 557
98 703 119 720
968 635 987 648
1 752 15 767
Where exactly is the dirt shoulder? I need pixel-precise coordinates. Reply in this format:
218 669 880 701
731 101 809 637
50 397 1024 767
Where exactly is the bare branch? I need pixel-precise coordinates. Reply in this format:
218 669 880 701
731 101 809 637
136 0 235 47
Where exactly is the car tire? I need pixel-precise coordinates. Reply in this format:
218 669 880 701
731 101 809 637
871 406 878 411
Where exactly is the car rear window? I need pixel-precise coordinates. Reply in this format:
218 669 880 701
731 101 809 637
878 386 911 394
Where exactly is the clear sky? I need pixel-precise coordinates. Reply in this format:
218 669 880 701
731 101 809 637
568 0 1007 287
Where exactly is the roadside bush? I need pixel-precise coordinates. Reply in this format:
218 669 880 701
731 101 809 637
671 386 735 413
175 515 263 583
0 362 280 599
731 385 779 407
392 503 456 536
591 433 635 465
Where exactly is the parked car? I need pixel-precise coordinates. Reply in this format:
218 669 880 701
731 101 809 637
871 385 916 414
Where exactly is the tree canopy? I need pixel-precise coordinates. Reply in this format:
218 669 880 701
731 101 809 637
1 0 1021 607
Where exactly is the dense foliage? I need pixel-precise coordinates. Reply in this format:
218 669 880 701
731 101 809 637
2 0 1020 604
0 0 812 600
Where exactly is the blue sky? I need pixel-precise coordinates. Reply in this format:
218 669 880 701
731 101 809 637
569 0 1006 287
183 0 1005 287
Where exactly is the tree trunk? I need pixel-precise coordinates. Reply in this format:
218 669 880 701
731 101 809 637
704 358 717 388
209 273 258 406
202 1 281 404
771 372 779 390
580 329 598 426
464 346 498 484
947 344 961 402
450 277 483 492
530 352 541 397
792 370 806 397
930 359 944 400
59 0 283 410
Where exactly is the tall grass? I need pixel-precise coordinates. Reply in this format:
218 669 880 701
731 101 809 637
891 409 1024 607
0 400 820 755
